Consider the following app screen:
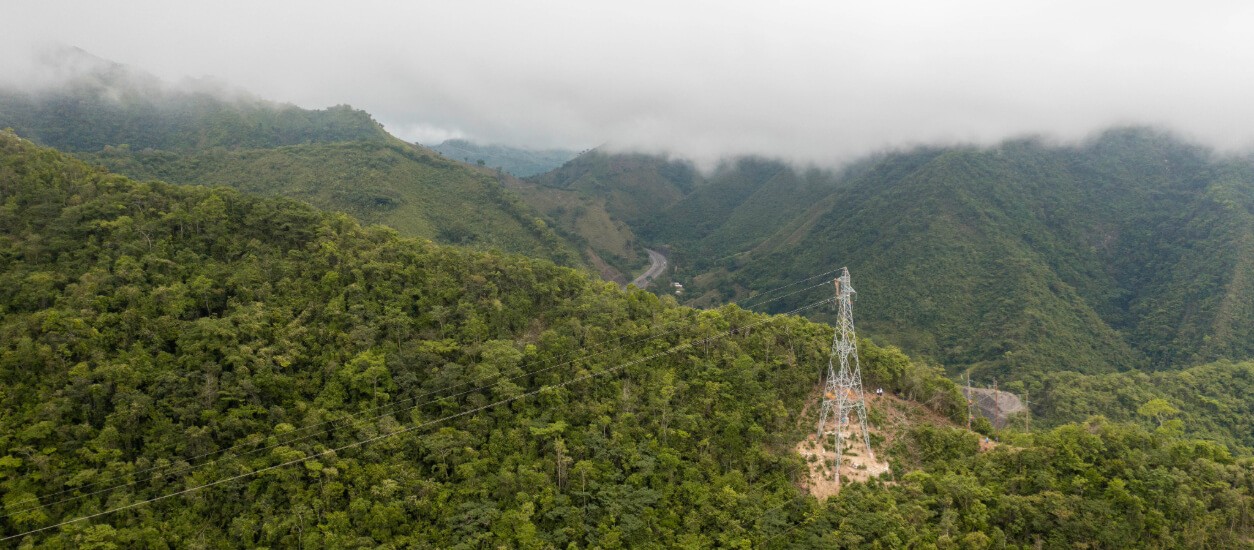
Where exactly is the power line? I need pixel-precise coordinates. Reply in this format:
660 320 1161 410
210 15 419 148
738 279 834 311
740 487 811 547
5 266 841 517
736 268 843 310
2 296 837 543
740 468 824 549
7 318 672 516
760 507 819 549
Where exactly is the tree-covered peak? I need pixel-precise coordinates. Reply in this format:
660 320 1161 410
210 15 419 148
0 48 388 152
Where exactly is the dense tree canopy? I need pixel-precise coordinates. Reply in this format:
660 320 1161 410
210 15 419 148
0 133 1250 547
528 130 1254 382
1030 360 1254 452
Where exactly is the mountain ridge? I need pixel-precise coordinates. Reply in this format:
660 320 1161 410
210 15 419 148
0 48 585 266
522 129 1254 380
1 131 1248 547
0 47 389 152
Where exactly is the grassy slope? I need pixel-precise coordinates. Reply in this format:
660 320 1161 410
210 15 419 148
757 146 1145 379
0 85 388 153
78 137 583 266
520 150 703 276
527 150 698 226
746 132 1254 377
511 182 643 279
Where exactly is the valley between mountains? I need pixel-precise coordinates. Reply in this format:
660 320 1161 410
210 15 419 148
0 48 1250 547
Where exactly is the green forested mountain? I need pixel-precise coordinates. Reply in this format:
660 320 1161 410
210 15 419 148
526 130 1254 381
509 180 646 283
0 47 388 152
430 139 579 178
518 150 701 276
528 150 700 227
77 139 581 266
0 48 583 266
2 132 1249 547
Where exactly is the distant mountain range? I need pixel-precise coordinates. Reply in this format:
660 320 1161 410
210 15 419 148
0 46 388 151
0 47 583 267
429 139 579 177
521 130 1254 382
5 48 1253 385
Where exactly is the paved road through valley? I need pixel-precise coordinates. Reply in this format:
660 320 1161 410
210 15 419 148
630 248 667 289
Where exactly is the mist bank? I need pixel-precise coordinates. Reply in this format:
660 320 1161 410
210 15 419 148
585 124 1247 176
11 27 1254 168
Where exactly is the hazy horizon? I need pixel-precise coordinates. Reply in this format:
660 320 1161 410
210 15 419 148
6 1 1254 167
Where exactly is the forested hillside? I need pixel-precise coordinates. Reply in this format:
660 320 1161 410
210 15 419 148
1032 360 1254 451
519 151 701 276
0 47 387 152
77 138 581 266
0 48 584 266
2 132 1250 547
527 130 1254 381
528 151 700 227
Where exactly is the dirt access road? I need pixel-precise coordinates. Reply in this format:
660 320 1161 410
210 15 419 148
630 248 668 289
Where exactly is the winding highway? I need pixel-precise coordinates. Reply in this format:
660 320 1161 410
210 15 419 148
630 248 668 289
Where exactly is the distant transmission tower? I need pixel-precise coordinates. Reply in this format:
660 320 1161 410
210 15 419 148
966 374 974 431
816 267 873 478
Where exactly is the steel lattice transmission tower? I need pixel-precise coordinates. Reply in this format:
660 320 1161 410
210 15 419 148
816 267 873 478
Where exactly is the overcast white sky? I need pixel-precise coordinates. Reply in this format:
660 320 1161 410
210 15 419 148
6 1 1254 165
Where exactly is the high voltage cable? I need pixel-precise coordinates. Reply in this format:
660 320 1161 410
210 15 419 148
736 279 835 312
734 268 842 310
736 464 824 548
760 503 819 549
1 296 837 543
723 464 812 548
737 397 839 548
748 499 811 549
3 266 838 517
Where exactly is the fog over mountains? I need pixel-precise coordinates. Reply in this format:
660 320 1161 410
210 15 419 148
429 139 578 177
8 2 1254 167
2 6 1254 547
5 48 1253 384
0 47 586 266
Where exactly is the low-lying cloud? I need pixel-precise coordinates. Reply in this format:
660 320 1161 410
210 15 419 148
6 1 1254 166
